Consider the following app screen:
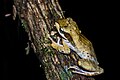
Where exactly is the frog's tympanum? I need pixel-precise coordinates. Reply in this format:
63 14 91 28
48 18 104 76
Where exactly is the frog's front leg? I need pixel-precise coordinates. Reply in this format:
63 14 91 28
48 36 70 54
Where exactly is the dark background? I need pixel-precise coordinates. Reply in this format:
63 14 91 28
1 0 117 80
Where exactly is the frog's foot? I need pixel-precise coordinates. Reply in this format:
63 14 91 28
68 65 103 76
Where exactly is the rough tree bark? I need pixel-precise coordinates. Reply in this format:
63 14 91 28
13 0 95 80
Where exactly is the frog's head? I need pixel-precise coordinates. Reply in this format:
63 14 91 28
54 18 79 39
57 18 80 34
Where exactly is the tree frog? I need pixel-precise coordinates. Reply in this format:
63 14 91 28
48 18 104 76
56 18 98 64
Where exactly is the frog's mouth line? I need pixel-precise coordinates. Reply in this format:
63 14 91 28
68 65 103 76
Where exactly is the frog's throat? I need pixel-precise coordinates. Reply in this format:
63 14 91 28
68 65 104 76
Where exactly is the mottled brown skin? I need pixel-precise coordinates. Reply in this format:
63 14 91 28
57 18 97 62
48 18 104 76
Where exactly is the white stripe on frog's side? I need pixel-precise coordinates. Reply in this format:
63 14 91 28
63 39 78 52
